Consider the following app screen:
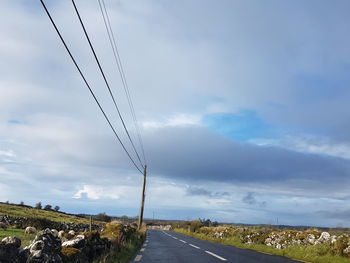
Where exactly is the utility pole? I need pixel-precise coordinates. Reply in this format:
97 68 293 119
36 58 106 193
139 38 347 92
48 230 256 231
138 165 147 230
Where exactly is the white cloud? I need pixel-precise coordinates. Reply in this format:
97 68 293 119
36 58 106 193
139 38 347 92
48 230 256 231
73 185 122 200
142 114 202 130
251 135 350 160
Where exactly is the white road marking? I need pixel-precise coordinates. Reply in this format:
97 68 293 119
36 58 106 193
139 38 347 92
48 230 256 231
179 239 187 243
134 255 142 261
205 251 227 261
143 244 147 247
140 248 145 252
173 237 178 240
189 244 200 249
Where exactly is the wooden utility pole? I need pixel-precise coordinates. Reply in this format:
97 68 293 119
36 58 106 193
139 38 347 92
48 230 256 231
138 165 147 230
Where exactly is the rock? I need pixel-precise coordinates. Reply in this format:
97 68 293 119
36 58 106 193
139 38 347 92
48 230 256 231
25 228 63 263
62 235 86 249
1 236 21 248
0 238 20 263
51 229 58 237
344 246 350 255
0 222 7 230
25 226 36 234
331 235 337 243
58 230 65 239
68 230 75 236
307 234 315 244
317 232 330 243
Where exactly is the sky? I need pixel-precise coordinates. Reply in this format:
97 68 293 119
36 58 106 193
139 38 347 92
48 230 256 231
1 0 350 227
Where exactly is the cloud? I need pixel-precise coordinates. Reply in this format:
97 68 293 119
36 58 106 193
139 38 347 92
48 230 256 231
317 210 350 221
142 114 201 130
242 192 266 207
1 0 350 226
186 186 230 198
251 135 350 160
144 126 350 198
73 185 121 200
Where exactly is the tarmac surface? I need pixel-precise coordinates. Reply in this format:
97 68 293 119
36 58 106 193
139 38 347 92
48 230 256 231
130 230 302 263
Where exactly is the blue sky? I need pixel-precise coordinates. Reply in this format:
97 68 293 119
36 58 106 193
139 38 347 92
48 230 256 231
1 0 350 227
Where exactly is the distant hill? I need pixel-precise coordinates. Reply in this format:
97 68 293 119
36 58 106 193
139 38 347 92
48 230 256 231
0 202 89 224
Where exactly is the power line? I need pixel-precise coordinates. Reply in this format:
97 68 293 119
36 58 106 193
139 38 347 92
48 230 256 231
98 0 146 164
39 0 143 174
71 0 145 168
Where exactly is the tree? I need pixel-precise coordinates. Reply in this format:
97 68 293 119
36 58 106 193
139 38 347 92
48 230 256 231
94 212 111 222
35 202 42 209
54 206 60 212
44 204 52 210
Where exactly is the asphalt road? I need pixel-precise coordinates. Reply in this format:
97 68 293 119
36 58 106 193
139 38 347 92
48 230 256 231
130 230 302 263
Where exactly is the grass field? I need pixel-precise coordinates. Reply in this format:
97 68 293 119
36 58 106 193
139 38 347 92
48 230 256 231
0 227 35 246
0 202 90 224
174 229 349 263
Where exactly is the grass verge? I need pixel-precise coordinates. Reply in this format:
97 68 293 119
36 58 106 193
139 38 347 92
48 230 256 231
173 228 348 263
100 229 146 263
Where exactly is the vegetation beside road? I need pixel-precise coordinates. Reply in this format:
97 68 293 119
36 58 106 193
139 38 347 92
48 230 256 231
173 220 350 263
101 223 146 263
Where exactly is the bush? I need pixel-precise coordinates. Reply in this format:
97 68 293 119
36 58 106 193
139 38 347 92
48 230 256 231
35 202 42 209
54 206 60 212
44 204 52 210
94 212 111 222
102 222 124 243
190 221 203 232
331 236 350 257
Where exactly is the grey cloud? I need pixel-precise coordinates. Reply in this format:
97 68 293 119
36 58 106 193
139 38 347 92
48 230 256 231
186 186 230 198
242 192 256 205
317 210 350 221
145 126 350 196
242 192 266 207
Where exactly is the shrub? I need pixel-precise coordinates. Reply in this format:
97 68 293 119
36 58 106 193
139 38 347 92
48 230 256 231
331 236 350 257
94 212 111 222
35 202 42 209
44 204 52 210
60 247 85 262
102 222 124 242
189 220 203 232
54 206 60 212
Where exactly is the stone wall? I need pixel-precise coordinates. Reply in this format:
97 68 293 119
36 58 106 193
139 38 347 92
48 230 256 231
0 229 112 263
0 215 99 232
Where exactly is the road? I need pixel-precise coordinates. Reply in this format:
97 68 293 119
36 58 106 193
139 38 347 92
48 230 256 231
130 230 302 263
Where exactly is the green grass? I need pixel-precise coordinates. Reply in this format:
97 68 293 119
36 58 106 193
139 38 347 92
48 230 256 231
0 203 90 224
0 227 36 246
173 229 349 263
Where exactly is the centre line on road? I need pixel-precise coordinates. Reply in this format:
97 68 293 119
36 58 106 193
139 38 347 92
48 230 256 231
189 244 200 249
205 251 227 261
179 239 187 243
134 255 142 261
173 237 178 240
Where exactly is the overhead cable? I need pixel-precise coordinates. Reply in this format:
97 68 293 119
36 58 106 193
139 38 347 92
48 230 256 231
98 0 146 164
71 0 145 168
39 0 143 174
